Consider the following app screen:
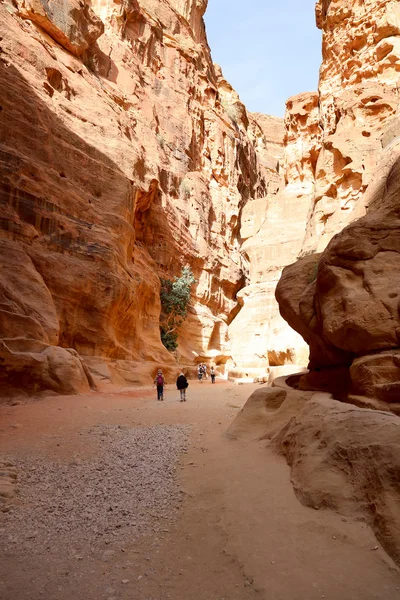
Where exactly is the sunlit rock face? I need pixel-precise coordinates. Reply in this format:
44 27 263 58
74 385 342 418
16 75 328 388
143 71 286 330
234 0 400 381
0 0 280 390
228 94 320 377
303 0 400 254
276 147 400 406
276 0 400 404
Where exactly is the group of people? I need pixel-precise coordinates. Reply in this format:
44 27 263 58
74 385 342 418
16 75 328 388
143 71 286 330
153 369 189 402
153 364 216 402
197 363 216 383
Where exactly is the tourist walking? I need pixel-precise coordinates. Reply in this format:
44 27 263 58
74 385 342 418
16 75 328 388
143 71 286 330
154 369 165 401
210 366 216 384
197 364 203 383
202 363 207 380
176 372 189 402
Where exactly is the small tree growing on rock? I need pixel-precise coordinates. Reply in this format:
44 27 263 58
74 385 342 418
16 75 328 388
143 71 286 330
160 266 196 351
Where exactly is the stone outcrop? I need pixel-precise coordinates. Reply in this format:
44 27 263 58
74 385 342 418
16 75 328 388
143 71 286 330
3 0 400 393
274 0 400 404
230 384 400 566
302 0 400 254
0 0 279 392
276 149 400 406
15 0 104 56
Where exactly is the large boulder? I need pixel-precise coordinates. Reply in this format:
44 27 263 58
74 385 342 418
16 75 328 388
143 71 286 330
0 339 91 395
275 252 353 370
230 385 400 566
271 395 400 566
276 153 400 404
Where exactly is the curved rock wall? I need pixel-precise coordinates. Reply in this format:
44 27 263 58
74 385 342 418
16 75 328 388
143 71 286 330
0 0 280 392
276 146 400 406
3 0 398 393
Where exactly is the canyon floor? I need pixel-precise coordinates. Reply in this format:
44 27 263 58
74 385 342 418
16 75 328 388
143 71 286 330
1 381 400 600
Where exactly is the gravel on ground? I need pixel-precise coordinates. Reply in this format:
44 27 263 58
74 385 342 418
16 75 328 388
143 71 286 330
2 424 190 555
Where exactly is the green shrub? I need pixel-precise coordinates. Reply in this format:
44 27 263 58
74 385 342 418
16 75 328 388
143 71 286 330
160 329 178 352
159 266 196 352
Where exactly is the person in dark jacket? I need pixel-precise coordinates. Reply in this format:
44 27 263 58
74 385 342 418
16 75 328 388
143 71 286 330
176 372 188 402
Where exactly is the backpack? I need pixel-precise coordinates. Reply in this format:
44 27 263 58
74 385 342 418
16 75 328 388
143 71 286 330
156 374 163 385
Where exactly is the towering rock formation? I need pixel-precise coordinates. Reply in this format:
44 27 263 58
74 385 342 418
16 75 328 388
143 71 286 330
276 0 400 406
3 0 398 395
303 0 400 254
0 0 279 392
229 96 319 378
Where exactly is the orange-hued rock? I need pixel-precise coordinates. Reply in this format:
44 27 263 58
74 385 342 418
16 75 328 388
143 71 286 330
228 94 321 377
301 0 400 254
276 149 400 404
15 0 104 56
273 0 400 403
0 0 277 392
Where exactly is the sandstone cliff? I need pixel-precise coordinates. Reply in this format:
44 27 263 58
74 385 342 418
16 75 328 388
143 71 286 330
275 0 400 407
0 0 280 392
228 94 320 378
303 0 400 254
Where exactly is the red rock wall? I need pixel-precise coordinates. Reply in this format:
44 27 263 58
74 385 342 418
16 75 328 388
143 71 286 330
0 0 276 392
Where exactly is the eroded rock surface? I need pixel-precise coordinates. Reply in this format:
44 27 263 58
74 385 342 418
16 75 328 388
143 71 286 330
276 151 400 405
230 385 400 566
0 0 280 391
15 0 104 56
228 94 320 377
273 0 400 403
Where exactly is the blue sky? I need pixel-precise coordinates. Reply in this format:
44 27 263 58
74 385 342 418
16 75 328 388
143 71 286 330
204 1 322 117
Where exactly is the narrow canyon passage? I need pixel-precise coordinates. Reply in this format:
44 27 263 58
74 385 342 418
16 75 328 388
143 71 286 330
1 383 399 600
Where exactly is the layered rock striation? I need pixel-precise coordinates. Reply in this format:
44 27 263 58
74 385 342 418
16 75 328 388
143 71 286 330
3 0 400 395
303 0 400 254
0 0 281 392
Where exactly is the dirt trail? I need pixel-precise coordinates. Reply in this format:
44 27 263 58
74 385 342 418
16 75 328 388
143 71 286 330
1 381 400 600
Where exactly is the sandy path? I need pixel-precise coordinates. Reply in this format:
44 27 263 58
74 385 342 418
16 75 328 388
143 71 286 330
1 381 399 600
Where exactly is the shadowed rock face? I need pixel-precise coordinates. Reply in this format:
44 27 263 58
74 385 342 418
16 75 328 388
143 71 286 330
0 0 281 392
